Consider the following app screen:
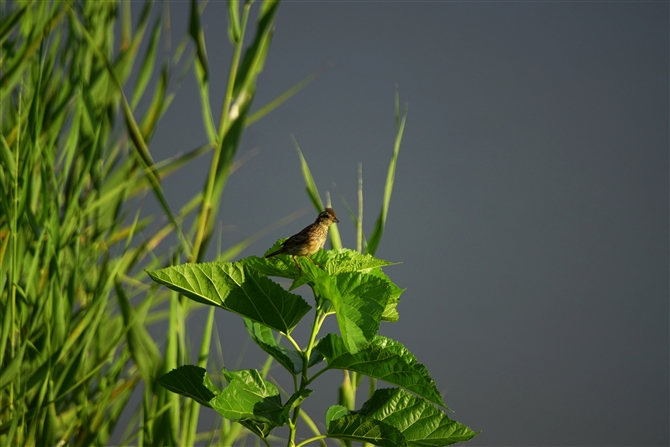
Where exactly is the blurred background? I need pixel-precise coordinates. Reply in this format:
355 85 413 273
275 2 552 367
132 1 667 446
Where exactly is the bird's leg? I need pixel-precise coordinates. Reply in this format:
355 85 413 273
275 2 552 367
305 256 324 269
292 255 303 275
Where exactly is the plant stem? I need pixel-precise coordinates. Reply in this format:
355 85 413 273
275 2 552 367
287 309 323 447
285 333 302 352
357 162 363 254
295 435 328 447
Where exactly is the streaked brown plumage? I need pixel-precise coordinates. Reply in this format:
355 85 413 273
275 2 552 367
265 208 339 272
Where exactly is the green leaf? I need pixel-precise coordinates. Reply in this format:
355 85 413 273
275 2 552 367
189 0 209 80
293 137 323 211
285 388 313 412
210 368 286 432
366 267 405 322
115 280 161 383
293 137 342 249
244 318 304 374
243 248 298 279
303 262 391 354
247 240 391 286
227 0 241 44
289 248 399 299
315 248 398 275
147 262 311 334
232 0 278 99
0 344 25 391
325 404 349 428
357 388 480 446
327 414 407 447
367 94 407 256
130 16 161 108
315 335 447 408
156 365 219 408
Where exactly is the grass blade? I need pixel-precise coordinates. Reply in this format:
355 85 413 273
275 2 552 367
366 94 407 256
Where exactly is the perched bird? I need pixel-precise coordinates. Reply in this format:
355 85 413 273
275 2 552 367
265 207 339 272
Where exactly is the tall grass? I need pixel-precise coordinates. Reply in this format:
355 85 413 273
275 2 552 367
0 0 304 445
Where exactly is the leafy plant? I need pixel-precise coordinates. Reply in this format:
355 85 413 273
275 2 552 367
149 246 479 446
0 0 312 445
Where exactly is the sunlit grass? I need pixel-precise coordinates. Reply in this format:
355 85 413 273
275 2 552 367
0 1 305 445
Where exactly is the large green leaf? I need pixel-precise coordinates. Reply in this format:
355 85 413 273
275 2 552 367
209 368 286 433
327 414 407 447
366 267 405 322
242 244 298 279
147 262 311 334
303 262 390 354
156 365 219 408
247 246 397 285
289 248 399 290
315 334 446 408
357 388 479 446
315 248 398 274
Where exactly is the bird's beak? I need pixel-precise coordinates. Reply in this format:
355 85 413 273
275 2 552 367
334 217 340 223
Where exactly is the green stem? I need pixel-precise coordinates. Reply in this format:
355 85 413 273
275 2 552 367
305 366 329 386
287 309 323 447
285 333 302 352
191 1 252 262
295 435 328 447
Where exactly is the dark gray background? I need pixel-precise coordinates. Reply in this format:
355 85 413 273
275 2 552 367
131 1 669 446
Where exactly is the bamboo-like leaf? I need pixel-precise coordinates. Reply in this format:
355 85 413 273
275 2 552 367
0 134 16 182
227 0 241 44
246 64 328 126
131 16 162 108
293 138 343 249
0 344 25 391
115 280 161 383
0 6 65 94
68 6 190 258
189 0 209 80
366 94 407 256
0 4 27 46
189 0 216 142
293 137 324 211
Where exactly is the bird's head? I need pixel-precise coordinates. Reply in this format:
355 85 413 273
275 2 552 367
317 207 339 225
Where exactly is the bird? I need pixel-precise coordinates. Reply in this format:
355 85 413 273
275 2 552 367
265 207 339 273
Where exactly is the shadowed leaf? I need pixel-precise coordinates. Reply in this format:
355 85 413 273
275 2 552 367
157 365 219 408
210 368 286 437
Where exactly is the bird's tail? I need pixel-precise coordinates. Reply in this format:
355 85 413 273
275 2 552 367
265 249 282 258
